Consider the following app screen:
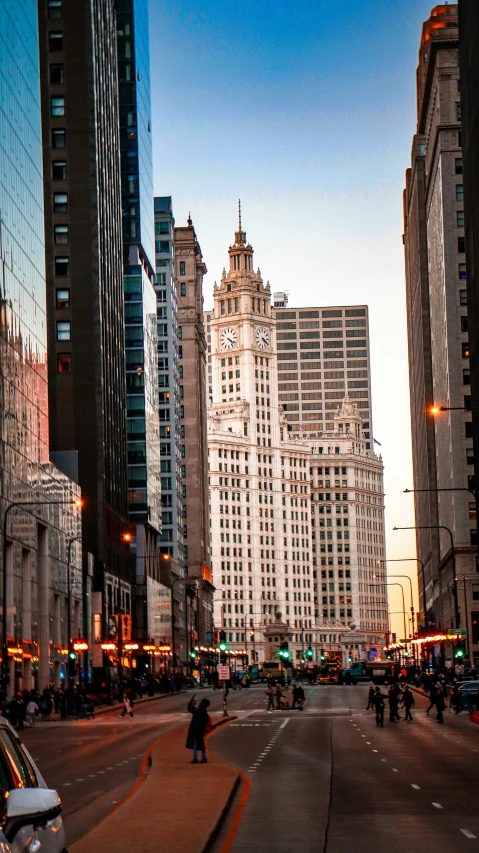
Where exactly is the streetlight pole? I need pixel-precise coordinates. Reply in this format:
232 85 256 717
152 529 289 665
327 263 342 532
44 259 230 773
67 536 82 685
2 498 81 693
393 525 460 629
378 563 415 635
386 583 407 642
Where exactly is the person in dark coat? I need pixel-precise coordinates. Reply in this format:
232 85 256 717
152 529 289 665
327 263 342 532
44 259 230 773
435 686 446 724
426 682 437 715
366 685 375 710
402 686 415 721
388 685 401 722
186 697 210 763
372 687 386 727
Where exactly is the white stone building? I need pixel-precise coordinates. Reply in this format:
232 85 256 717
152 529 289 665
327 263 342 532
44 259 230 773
207 214 388 665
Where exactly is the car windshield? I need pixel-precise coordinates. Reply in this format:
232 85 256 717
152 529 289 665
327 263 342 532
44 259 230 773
0 729 38 789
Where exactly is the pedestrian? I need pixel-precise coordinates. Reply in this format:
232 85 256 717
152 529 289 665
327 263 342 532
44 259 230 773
265 684 275 712
372 687 385 727
435 686 445 724
119 695 134 718
450 684 461 714
388 685 401 722
296 684 305 711
366 685 375 710
402 686 415 721
291 683 300 710
426 681 437 715
186 697 210 764
26 698 38 728
275 682 284 710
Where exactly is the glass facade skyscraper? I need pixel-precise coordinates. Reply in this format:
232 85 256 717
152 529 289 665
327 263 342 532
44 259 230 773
0 0 82 691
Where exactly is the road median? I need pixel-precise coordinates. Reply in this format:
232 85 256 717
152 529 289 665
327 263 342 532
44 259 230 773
70 716 239 853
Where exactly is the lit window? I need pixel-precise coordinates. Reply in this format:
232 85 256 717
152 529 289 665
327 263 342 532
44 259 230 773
459 263 467 280
52 128 66 149
462 342 470 359
51 96 65 116
52 160 67 180
54 257 69 276
57 353 71 373
48 31 63 52
54 225 69 245
56 321 71 341
56 289 70 309
49 64 64 84
53 193 68 213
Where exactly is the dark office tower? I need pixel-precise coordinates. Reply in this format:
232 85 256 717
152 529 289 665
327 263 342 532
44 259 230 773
115 1 162 648
459 1 479 525
404 5 477 664
38 0 131 658
0 0 82 692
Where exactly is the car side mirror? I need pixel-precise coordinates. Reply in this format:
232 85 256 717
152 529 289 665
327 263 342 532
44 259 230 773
4 788 62 844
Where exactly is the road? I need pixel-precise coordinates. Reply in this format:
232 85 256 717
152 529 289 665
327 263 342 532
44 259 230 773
210 685 479 852
19 686 256 846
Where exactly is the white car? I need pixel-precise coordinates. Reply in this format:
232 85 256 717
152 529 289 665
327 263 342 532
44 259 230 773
0 717 66 853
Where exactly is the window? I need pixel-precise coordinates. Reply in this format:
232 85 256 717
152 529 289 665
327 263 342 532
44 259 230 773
456 102 462 121
52 128 66 149
461 316 468 333
159 221 169 234
159 241 169 253
457 211 464 227
463 368 471 385
456 184 464 201
459 263 467 280
180 261 185 276
56 288 70 309
54 256 69 276
56 321 70 341
48 0 62 17
49 64 64 84
460 290 467 306
462 342 470 358
458 236 465 254
53 192 68 213
48 31 63 51
54 224 69 245
455 157 463 175
180 282 186 297
51 96 65 116
52 160 67 180
57 353 71 373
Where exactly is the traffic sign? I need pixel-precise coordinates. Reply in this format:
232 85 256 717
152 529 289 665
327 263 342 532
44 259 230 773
449 628 467 636
218 665 230 681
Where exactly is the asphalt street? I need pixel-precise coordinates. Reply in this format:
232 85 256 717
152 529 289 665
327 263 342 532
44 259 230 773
210 685 479 853
19 686 257 846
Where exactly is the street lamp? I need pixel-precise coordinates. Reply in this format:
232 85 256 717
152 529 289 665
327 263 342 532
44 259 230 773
377 561 415 635
386 583 407 642
393 524 460 628
2 497 82 691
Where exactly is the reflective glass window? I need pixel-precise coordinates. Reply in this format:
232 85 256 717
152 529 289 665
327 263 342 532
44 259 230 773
180 261 185 276
51 96 65 116
52 128 66 148
48 31 63 51
48 0 62 18
53 193 68 213
56 289 70 308
50 64 64 84
57 321 71 341
54 225 69 245
57 354 71 373
52 160 67 180
54 257 69 276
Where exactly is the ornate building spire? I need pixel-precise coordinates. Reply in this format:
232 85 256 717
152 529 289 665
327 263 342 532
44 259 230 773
238 198 242 231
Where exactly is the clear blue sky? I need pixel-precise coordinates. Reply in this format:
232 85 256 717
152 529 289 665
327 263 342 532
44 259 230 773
149 0 435 637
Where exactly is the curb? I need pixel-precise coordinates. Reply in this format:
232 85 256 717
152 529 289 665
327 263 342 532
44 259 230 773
202 775 241 853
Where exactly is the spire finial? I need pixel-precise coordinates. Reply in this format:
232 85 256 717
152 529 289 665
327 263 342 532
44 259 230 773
238 199 242 231
187 211 192 226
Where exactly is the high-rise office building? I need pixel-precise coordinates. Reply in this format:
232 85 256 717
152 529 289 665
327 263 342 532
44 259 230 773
404 4 477 663
206 215 387 663
1 0 82 690
175 217 213 648
115 0 162 648
38 0 131 671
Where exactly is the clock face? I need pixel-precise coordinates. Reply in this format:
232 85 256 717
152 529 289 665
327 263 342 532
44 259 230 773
256 327 269 350
220 328 238 350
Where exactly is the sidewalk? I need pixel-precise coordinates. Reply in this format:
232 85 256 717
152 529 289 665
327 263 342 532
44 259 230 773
70 718 239 853
33 688 189 723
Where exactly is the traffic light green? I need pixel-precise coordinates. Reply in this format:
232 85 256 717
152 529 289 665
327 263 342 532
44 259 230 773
219 630 227 653
455 643 465 659
306 648 313 660
189 650 197 660
279 642 290 661
69 652 77 661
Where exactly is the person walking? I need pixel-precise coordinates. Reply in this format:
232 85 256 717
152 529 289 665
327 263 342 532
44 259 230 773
186 697 210 763
296 684 305 711
119 695 134 718
402 686 415 721
426 682 437 715
26 698 38 728
366 685 375 710
291 683 300 710
275 682 284 710
372 687 385 727
388 685 401 722
435 686 446 724
265 684 275 712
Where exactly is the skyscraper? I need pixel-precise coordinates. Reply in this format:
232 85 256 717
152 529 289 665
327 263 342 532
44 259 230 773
38 0 130 672
1 0 82 690
404 4 476 662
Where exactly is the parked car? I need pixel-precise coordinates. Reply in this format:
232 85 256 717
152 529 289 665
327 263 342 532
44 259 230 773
0 717 66 852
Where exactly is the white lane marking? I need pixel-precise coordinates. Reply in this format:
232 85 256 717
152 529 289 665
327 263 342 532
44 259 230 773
366 741 371 744
392 768 399 773
62 783 72 787
411 784 420 790
280 718 290 729
372 749 378 753
381 759 387 763
461 830 477 839
88 774 96 778
75 778 84 782
361 735 366 738
432 803 443 810
98 770 105 774
107 766 114 770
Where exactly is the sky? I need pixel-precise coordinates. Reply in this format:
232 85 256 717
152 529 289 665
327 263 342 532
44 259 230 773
149 0 436 639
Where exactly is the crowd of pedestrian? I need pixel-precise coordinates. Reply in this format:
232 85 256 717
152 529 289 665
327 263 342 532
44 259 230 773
264 680 306 711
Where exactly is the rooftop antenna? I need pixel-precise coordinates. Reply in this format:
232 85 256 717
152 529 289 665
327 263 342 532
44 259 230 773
238 199 242 230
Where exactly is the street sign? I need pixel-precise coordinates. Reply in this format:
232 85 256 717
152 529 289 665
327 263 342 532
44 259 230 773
205 631 212 644
449 628 467 636
218 665 230 681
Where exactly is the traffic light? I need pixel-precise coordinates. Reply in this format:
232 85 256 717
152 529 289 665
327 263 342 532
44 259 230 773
279 641 290 661
69 651 77 661
306 647 313 660
320 648 325 661
219 631 227 652
455 642 466 659
189 650 197 663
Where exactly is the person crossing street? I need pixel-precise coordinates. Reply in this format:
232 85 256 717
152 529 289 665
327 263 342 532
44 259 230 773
372 686 386 727
402 685 415 721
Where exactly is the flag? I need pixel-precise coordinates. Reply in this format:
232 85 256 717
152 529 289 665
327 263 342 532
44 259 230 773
374 438 382 446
